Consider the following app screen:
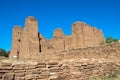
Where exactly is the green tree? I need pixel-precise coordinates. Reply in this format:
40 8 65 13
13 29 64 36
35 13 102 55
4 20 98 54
106 37 119 44
0 48 9 57
6 50 10 57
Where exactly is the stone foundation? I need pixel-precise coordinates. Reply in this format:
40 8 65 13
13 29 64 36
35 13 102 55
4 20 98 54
0 59 120 80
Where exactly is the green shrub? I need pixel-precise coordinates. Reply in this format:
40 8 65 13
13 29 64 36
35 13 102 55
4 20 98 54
106 37 119 44
0 48 9 57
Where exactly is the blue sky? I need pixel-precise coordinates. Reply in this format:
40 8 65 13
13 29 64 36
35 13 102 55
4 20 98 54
0 0 120 51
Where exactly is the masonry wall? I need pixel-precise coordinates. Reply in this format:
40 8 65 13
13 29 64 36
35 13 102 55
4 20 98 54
48 29 65 50
39 33 54 52
72 22 105 49
10 16 105 59
19 17 39 59
30 42 120 61
9 26 22 59
10 17 40 59
48 29 73 50
0 60 120 80
41 22 105 51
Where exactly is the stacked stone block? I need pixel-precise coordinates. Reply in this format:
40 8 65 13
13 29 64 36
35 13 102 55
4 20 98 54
10 26 22 59
10 16 105 59
0 60 120 80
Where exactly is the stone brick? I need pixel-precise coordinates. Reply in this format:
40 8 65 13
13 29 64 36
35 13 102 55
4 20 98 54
0 60 120 79
25 75 32 80
37 62 46 65
13 64 25 70
0 66 12 70
31 74 39 79
0 70 13 73
49 67 62 72
14 70 25 73
9 16 105 60
15 73 25 77
31 68 41 74
15 77 25 80
3 73 14 80
36 65 46 68
1 62 12 66
47 62 58 65
25 65 36 70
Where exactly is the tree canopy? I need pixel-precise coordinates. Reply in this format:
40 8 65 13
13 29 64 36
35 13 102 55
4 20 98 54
0 48 9 57
106 37 119 44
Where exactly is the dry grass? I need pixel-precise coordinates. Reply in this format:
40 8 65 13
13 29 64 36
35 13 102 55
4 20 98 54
90 70 120 80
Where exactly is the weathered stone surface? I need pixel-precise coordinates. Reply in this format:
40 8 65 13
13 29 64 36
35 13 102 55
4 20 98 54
53 29 64 38
25 65 36 70
15 73 25 77
15 77 25 80
36 65 46 68
31 74 39 79
72 22 105 49
0 67 12 70
9 26 22 59
14 70 25 73
40 71 50 76
9 16 105 60
1 62 12 66
47 62 58 65
25 75 32 80
3 73 14 80
0 70 13 73
0 60 120 80
37 62 46 65
10 16 39 59
0 73 3 79
49 67 62 72
6 16 120 79
13 64 25 70
32 70 40 74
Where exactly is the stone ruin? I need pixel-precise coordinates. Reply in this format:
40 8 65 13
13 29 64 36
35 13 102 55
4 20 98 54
5 16 120 80
9 16 105 59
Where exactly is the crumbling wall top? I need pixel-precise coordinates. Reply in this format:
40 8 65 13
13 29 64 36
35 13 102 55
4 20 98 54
72 22 87 26
53 28 64 38
13 26 22 31
26 16 37 21
25 16 38 27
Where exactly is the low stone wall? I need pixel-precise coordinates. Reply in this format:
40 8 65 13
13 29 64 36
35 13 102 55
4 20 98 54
30 42 120 61
0 60 120 80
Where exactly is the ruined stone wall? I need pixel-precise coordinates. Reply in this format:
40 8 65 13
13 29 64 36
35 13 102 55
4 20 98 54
20 17 39 59
39 33 54 52
72 22 85 49
10 16 40 59
9 26 22 59
10 16 105 59
64 36 73 50
93 27 105 45
48 29 73 50
0 60 120 80
30 42 120 61
72 22 105 49
48 29 65 50
47 22 105 51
